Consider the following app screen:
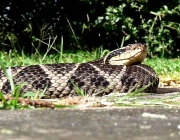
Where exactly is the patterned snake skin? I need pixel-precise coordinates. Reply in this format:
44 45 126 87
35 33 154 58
0 43 159 99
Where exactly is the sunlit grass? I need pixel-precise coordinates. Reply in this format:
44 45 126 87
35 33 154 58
0 48 108 66
144 57 180 77
144 57 180 85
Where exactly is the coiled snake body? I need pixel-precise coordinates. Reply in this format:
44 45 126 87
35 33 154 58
0 43 159 99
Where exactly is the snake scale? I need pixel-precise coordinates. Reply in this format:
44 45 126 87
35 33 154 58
0 43 159 99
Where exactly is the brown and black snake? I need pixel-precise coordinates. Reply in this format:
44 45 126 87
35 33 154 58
0 43 159 99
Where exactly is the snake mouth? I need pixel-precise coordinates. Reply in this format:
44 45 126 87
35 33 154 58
104 43 147 65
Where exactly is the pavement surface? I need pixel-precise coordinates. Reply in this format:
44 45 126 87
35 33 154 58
0 107 180 140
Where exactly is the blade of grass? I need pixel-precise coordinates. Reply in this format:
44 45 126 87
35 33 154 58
0 61 15 94
60 35 63 62
66 17 81 50
70 79 86 96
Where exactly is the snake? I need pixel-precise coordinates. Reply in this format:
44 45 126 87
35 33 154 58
0 43 159 99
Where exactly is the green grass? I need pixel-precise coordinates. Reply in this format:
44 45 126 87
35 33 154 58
0 48 180 109
1 49 179 77
144 57 180 77
144 57 180 84
0 48 107 66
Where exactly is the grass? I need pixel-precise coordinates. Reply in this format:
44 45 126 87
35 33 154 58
0 48 106 66
145 58 180 84
0 48 180 109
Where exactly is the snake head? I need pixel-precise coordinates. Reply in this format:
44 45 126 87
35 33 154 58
103 43 147 65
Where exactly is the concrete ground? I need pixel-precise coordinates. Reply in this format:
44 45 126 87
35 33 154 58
0 107 180 140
